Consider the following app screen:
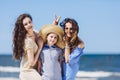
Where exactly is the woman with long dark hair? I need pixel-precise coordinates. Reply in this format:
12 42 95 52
13 13 43 80
54 17 84 80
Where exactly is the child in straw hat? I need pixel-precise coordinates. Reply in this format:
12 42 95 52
37 24 64 80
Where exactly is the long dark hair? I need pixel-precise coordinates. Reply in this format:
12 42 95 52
13 13 32 60
60 18 83 51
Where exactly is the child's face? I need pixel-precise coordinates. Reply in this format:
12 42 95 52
47 33 58 46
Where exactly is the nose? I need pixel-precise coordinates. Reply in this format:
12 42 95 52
68 28 71 32
28 23 32 28
67 29 73 33
27 23 31 26
51 37 55 40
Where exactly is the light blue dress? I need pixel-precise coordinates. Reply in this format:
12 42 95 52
62 47 84 80
39 44 63 80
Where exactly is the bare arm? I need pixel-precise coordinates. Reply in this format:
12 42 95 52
78 42 84 49
64 44 70 63
59 59 63 75
64 36 71 63
27 37 43 67
34 37 43 66
27 48 35 67
37 60 42 75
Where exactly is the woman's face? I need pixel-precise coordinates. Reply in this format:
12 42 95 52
47 33 58 46
65 22 73 38
23 17 33 33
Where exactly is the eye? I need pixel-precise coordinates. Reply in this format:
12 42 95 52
70 28 73 30
29 21 32 24
24 23 28 26
54 36 57 39
50 36 53 38
65 27 68 30
65 27 73 30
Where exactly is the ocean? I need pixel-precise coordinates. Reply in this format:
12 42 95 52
0 53 120 80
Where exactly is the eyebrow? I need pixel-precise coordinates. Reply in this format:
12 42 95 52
65 27 73 29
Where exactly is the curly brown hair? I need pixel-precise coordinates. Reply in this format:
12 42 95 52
13 13 32 60
60 18 83 51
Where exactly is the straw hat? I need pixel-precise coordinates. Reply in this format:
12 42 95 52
38 24 65 49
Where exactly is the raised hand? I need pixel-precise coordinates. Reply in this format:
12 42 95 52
53 15 61 25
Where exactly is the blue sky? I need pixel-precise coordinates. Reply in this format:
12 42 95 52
0 0 120 54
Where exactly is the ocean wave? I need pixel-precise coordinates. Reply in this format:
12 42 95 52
76 71 120 78
0 66 120 78
0 66 19 72
0 77 19 80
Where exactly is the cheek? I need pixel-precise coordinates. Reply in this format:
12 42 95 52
24 26 28 31
46 36 50 41
53 38 57 43
65 30 67 33
71 30 74 33
55 39 58 42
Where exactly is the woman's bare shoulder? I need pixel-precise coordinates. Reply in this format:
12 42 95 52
78 42 84 49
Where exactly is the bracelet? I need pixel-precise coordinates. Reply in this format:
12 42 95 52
65 46 70 49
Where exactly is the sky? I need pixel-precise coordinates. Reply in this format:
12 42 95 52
0 0 120 54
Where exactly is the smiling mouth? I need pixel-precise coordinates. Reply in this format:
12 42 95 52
28 26 32 29
67 33 72 35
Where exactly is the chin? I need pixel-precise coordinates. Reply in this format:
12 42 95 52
29 29 33 31
67 35 72 38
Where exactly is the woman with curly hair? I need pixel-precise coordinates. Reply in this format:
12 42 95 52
54 17 84 80
13 13 43 80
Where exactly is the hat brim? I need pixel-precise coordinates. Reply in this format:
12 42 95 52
38 24 65 49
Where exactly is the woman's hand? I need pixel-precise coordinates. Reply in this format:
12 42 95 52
53 15 61 25
64 36 70 47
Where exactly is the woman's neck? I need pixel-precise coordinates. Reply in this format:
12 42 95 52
27 31 35 37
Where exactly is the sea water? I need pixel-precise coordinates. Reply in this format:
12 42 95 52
0 53 120 80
